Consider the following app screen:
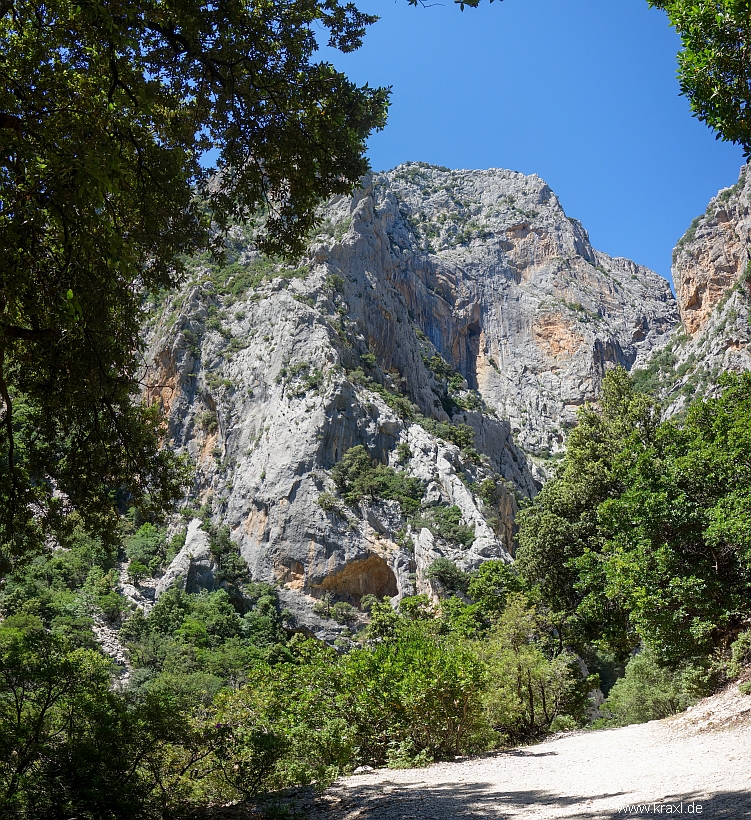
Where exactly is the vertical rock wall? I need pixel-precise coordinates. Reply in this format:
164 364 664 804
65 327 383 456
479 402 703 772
144 163 678 636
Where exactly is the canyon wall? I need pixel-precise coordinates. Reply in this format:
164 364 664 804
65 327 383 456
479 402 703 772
145 163 678 636
634 163 751 414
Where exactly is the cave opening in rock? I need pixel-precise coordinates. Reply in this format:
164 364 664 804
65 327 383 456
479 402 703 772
319 553 398 606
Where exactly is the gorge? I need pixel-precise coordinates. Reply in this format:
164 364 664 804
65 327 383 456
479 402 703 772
140 161 751 637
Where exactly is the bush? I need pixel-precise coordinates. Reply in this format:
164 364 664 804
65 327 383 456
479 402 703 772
478 595 588 742
341 623 494 763
425 558 470 593
476 478 498 507
331 445 423 513
317 492 343 514
396 442 412 463
124 523 166 576
728 630 751 679
127 560 149 586
197 410 219 434
600 649 695 726
549 714 578 732
415 506 475 548
467 561 524 618
330 602 358 625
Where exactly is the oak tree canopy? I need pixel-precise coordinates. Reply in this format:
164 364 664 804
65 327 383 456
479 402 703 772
0 0 388 565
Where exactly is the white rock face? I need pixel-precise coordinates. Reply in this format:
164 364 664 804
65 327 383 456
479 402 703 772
366 165 677 456
155 518 216 599
144 162 678 635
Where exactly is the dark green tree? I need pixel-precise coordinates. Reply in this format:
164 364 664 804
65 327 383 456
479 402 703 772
515 368 660 655
0 0 388 565
595 373 751 663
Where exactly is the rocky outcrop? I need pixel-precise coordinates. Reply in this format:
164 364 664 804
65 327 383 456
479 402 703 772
155 518 217 599
635 163 751 415
144 163 678 637
374 165 677 455
674 165 751 336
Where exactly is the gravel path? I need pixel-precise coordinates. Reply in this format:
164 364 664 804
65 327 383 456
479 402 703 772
310 718 751 819
203 688 751 820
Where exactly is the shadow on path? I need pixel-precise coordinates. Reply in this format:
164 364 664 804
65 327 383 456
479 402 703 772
311 781 622 819
194 781 751 819
310 783 751 820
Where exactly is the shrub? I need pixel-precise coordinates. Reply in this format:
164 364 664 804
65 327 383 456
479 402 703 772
414 505 475 548
331 446 423 513
127 560 149 586
396 442 412 463
728 630 751 679
124 523 166 576
478 595 587 742
549 714 577 732
476 478 498 507
467 561 524 619
330 602 358 625
600 649 694 726
313 593 333 618
425 558 470 593
341 623 494 762
317 492 343 514
198 410 219 434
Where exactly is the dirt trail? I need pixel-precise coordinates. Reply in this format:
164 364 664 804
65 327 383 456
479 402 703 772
308 689 751 820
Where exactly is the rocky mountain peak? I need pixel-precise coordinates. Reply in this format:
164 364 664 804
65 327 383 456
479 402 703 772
144 161 678 638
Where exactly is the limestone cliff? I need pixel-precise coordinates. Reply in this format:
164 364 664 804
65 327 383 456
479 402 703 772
633 163 751 414
373 165 677 455
144 163 677 636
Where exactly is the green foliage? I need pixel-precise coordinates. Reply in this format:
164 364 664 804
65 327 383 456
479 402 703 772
0 0 388 567
317 492 345 515
281 363 323 398
341 622 494 762
396 442 412 463
330 445 424 513
599 649 698 726
1 533 592 816
648 2 751 153
126 561 149 587
516 368 659 655
415 417 477 453
630 346 679 395
122 586 291 688
728 630 751 679
330 602 359 625
423 352 455 381
124 523 166 577
478 594 590 742
476 478 499 507
198 410 219 435
425 557 471 593
0 616 154 820
518 369 751 672
467 561 524 618
415 506 475 548
549 714 578 732
208 525 250 587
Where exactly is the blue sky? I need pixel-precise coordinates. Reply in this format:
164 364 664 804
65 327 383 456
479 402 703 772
319 0 745 286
